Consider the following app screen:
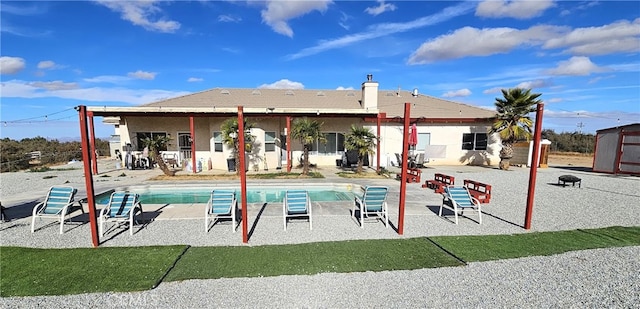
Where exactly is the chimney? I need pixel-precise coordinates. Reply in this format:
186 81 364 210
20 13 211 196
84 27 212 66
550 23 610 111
361 74 379 110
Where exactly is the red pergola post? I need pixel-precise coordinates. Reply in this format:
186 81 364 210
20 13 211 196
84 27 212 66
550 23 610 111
398 103 410 235
87 112 98 175
78 106 99 247
190 116 196 173
524 103 544 230
376 113 382 173
286 116 292 173
238 106 249 243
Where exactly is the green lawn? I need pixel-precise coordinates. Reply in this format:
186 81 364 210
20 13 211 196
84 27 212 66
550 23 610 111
0 245 187 297
1 226 638 297
164 237 462 281
429 226 640 262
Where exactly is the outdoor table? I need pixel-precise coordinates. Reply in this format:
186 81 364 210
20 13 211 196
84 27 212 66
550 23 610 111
558 175 582 188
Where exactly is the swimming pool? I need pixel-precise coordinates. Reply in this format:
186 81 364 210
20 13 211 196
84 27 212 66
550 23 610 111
96 184 359 204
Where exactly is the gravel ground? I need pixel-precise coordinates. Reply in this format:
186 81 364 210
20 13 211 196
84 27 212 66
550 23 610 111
1 160 639 307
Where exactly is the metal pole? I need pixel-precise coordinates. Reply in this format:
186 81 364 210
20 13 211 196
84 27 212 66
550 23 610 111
238 106 249 243
78 106 99 247
286 116 292 173
88 112 98 175
398 103 410 235
190 116 196 173
377 113 381 173
524 103 544 230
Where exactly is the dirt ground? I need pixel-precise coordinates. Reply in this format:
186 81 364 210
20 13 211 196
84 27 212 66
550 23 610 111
547 153 594 167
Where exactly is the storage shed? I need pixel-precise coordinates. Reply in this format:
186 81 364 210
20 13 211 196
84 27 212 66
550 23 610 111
592 123 640 175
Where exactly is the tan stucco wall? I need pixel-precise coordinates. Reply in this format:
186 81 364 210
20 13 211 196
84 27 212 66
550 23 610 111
116 116 500 170
370 123 500 166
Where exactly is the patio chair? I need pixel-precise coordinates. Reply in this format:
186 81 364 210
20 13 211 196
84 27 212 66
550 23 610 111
99 191 143 236
283 190 312 230
205 190 238 232
439 186 482 224
352 186 389 228
31 186 82 234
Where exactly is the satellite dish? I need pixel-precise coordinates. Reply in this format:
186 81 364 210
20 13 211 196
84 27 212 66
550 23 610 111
412 88 419 97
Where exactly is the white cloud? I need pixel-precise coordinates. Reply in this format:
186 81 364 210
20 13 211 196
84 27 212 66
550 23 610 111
258 79 305 89
286 1 475 60
516 79 553 89
482 87 503 94
37 60 55 69
187 77 203 82
546 56 607 76
409 19 639 64
0 56 26 74
218 15 241 23
29 80 78 90
476 0 555 19
364 0 397 16
442 88 472 98
84 75 131 84
588 75 615 85
221 47 241 54
543 19 640 55
127 70 157 80
0 3 46 15
1 79 190 105
336 86 354 90
37 60 63 70
260 0 331 37
95 0 180 33
409 25 563 64
338 11 352 30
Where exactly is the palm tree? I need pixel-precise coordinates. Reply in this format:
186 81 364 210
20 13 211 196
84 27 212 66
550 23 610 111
220 117 255 174
489 88 542 170
290 117 326 175
140 135 174 176
344 125 377 174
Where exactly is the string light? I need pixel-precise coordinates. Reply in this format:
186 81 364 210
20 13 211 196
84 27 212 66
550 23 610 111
2 108 76 125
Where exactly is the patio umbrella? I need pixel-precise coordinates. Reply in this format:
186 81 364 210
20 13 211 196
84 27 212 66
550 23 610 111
408 123 418 148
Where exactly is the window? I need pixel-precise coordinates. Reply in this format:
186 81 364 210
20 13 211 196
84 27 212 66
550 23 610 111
265 131 276 152
135 132 167 151
212 132 223 152
317 133 345 155
418 133 431 150
462 133 488 151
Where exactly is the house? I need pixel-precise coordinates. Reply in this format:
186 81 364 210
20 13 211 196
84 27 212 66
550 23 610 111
88 74 500 171
593 123 640 174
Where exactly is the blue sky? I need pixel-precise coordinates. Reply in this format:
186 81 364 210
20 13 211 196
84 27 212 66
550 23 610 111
1 0 639 140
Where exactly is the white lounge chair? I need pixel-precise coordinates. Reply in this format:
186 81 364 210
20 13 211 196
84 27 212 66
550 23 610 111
439 186 482 224
352 186 389 228
283 190 312 230
99 192 143 236
31 186 81 234
205 190 238 232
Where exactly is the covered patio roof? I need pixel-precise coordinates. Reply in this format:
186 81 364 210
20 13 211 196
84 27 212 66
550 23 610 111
86 106 380 119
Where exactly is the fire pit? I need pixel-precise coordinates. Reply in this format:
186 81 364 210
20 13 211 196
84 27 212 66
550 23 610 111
558 175 582 188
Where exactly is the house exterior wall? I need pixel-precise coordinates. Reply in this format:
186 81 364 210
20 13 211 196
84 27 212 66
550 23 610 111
114 115 502 170
117 116 367 171
371 123 500 166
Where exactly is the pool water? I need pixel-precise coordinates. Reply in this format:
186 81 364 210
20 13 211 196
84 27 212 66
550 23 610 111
96 188 355 204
